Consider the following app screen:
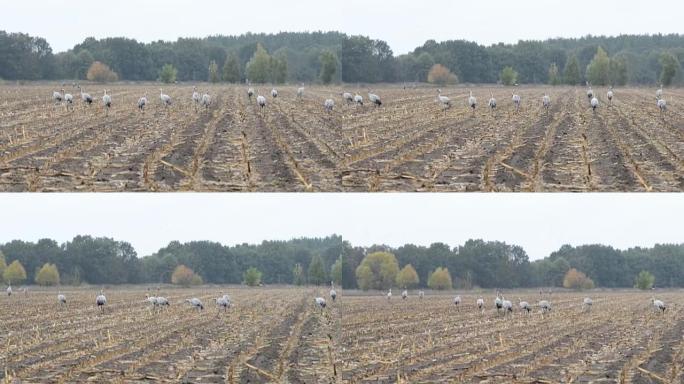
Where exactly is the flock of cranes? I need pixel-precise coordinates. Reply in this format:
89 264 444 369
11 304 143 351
47 83 671 118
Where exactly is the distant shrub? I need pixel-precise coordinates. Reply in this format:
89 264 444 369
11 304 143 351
427 267 452 290
395 264 419 289
3 260 27 284
562 268 594 290
500 66 518 86
244 267 262 286
159 64 178 84
86 61 118 83
635 270 655 290
427 64 458 85
171 265 202 287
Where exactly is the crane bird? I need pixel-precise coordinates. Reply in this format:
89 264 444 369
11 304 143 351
402 289 408 300
539 300 552 314
437 90 451 113
216 294 231 312
477 297 485 312
502 299 513 315
138 94 148 113
186 298 204 311
518 299 531 314
271 88 278 98
418 290 425 299
354 94 364 106
586 83 594 100
453 295 462 309
58 292 67 306
652 298 666 313
6 284 11 296
201 92 211 110
160 89 172 108
96 290 107 312
343 92 354 105
145 294 158 307
657 98 667 113
314 297 327 311
583 297 593 312
257 95 267 110
488 94 497 113
512 92 521 111
102 90 112 115
387 288 392 301
247 87 255 101
78 86 93 106
330 282 337 302
591 97 599 112
324 98 335 113
368 91 382 107
297 87 305 99
656 84 663 100
156 297 169 307
468 91 477 112
64 91 74 111
53 90 64 105
192 86 201 109
542 94 551 111
607 87 614 105
495 295 503 313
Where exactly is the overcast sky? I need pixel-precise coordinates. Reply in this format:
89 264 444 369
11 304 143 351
0 194 680 260
2 0 682 54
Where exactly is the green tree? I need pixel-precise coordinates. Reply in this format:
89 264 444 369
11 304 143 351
159 64 177 84
659 52 680 86
0 251 6 280
308 254 326 285
270 54 288 83
427 267 452 290
246 44 272 83
319 50 338 84
3 260 27 284
548 63 561 85
222 53 240 83
208 60 220 83
586 47 611 86
244 267 263 286
609 56 628 86
355 251 399 290
500 66 518 86
564 55 581 85
395 264 419 288
292 263 305 286
635 270 655 290
415 52 435 82
35 263 60 286
330 257 342 285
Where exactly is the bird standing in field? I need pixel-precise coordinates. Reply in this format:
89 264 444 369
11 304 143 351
419 290 425 299
160 89 172 108
495 294 503 313
192 86 201 110
468 91 477 113
657 98 667 113
330 282 337 302
437 90 451 113
247 87 255 101
216 294 231 312
58 292 67 306
512 92 521 111
453 295 462 309
297 87 305 99
96 290 107 312
368 91 382 107
591 97 599 112
201 92 211 111
315 297 327 312
583 297 593 312
652 298 666 313
6 284 12 297
78 86 93 107
271 88 278 98
488 93 497 112
53 89 64 105
586 83 594 100
324 97 335 113
402 289 408 300
656 84 663 100
542 94 551 111
387 288 392 301
518 299 531 314
476 297 485 312
502 298 513 315
607 87 614 105
539 300 552 314
186 298 204 311
64 91 74 111
138 94 148 113
102 90 112 116
257 95 267 110
354 94 364 106
343 92 354 105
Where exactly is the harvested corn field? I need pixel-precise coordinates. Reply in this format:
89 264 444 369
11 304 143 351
0 287 341 383
0 84 682 192
340 290 684 384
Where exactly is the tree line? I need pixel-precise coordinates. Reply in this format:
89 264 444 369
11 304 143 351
1 30 682 85
0 235 682 290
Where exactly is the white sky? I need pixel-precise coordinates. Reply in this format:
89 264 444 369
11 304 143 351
0 194 680 260
2 0 681 54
